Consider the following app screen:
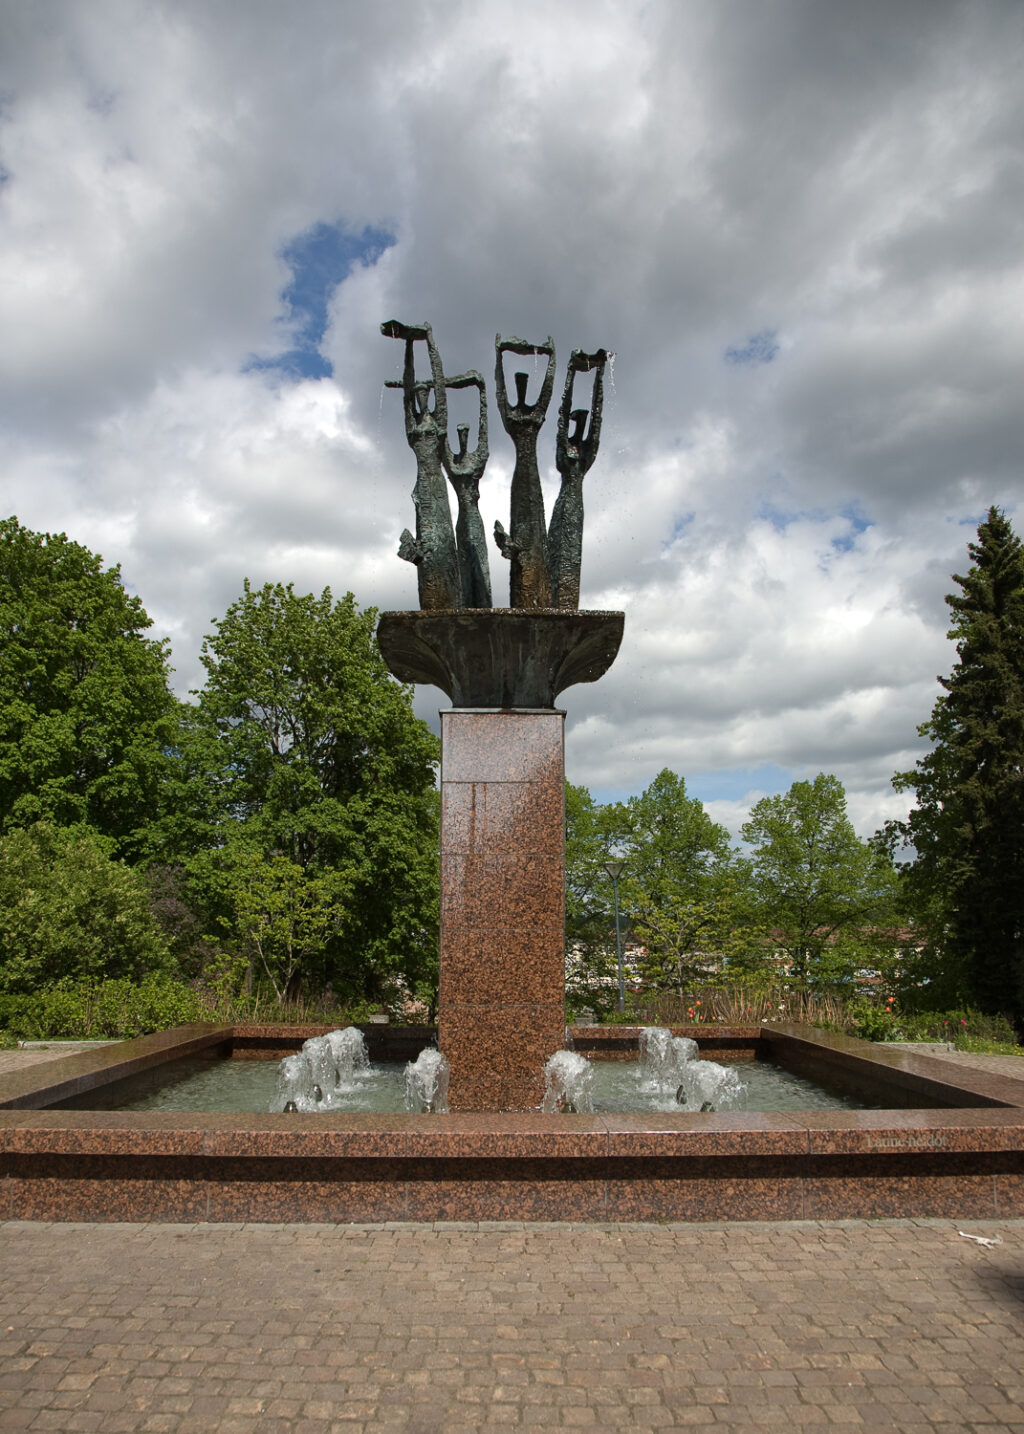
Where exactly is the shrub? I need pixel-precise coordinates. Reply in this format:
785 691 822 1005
846 1000 903 1043
0 975 393 1041
0 823 172 993
0 976 205 1040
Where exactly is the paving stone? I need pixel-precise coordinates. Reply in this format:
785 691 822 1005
1 1220 1023 1430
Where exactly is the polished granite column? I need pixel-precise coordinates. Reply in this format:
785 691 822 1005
439 709 566 1111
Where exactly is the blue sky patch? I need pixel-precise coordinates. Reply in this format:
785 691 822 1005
724 329 779 366
757 498 800 531
248 221 395 380
831 504 872 552
590 764 795 820
662 511 696 550
685 764 794 807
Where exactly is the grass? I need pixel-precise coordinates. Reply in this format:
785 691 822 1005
954 1034 1024 1058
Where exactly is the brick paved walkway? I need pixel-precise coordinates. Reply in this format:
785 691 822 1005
1 1219 1023 1432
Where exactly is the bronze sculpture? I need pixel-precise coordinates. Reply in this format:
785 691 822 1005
381 321 608 615
441 370 492 609
492 335 557 609
549 347 608 610
383 320 462 612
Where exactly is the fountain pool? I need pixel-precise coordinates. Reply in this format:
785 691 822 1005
4 1020 1023 1225
56 1047 891 1114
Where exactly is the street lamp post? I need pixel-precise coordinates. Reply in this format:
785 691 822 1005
603 858 626 1013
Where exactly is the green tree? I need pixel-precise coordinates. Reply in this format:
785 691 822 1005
613 770 752 995
228 848 344 1003
742 774 897 1000
0 822 172 993
0 517 177 857
184 581 440 1001
563 782 621 1006
891 507 1024 1028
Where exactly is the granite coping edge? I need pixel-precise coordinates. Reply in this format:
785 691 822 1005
0 1024 233 1109
2 1106 1023 1159
762 1023 1024 1110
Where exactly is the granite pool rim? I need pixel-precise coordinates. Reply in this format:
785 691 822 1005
2 1020 1024 1223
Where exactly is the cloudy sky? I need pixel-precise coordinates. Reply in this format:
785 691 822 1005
2 0 1022 840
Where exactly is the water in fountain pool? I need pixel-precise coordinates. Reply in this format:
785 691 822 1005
74 1042 888 1113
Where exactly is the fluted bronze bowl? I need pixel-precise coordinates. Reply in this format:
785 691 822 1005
376 608 624 708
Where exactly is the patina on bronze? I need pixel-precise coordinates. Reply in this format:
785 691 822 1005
493 334 557 610
383 320 462 611
378 320 623 711
441 369 492 609
549 347 608 610
376 608 624 708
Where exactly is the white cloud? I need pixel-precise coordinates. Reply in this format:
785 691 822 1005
2 0 1023 841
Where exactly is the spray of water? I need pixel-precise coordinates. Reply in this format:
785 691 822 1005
270 1028 372 1112
674 1059 746 1112
638 1026 699 1088
541 1050 595 1113
636 1026 746 1113
404 1048 450 1112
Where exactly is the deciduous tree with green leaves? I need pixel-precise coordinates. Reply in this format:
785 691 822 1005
742 773 897 1000
890 507 1024 1029
228 848 344 1003
0 517 176 858
0 822 172 993
183 581 440 1002
564 782 622 1006
616 770 755 994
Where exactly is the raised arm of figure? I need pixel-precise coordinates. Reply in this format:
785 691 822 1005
494 335 556 435
442 371 488 477
383 319 430 437
556 348 608 476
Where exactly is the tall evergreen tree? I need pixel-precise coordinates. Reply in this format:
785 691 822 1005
893 507 1024 1028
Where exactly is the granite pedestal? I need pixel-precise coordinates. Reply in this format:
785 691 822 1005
377 608 623 1112
439 710 566 1110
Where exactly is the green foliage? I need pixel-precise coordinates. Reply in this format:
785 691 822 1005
889 507 1024 1031
0 974 400 1041
227 848 344 1002
955 1034 1024 1057
0 822 172 994
174 580 440 1001
564 782 622 1005
143 864 226 983
845 999 903 1043
0 975 204 1040
0 516 176 858
742 774 899 998
616 772 741 989
568 770 759 1005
